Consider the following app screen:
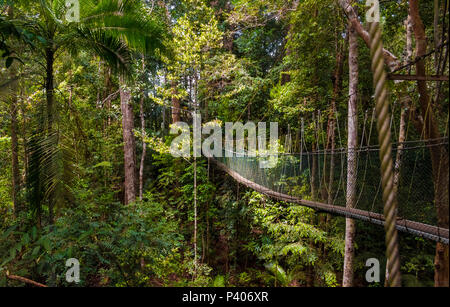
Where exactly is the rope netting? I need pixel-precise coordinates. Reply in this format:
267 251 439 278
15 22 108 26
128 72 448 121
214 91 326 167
213 138 449 244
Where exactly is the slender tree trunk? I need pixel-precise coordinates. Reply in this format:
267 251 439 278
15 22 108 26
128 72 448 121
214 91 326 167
45 48 55 132
406 15 413 72
21 97 29 194
193 156 198 274
433 0 440 70
11 95 21 216
139 94 146 201
311 143 317 200
343 21 358 287
45 47 56 224
394 13 413 195
409 0 449 287
9 78 21 218
7 5 21 217
171 81 181 123
327 41 344 206
138 89 147 268
325 39 345 232
120 77 137 205
193 73 199 275
206 200 210 264
104 67 112 128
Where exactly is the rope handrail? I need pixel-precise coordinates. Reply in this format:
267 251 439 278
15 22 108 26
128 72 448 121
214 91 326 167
221 138 449 156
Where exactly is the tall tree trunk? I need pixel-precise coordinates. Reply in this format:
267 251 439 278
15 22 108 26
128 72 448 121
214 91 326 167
343 21 358 287
6 6 21 217
45 47 55 224
193 156 198 276
138 60 146 201
409 0 449 287
325 37 345 233
45 48 55 133
394 12 413 196
120 77 137 205
104 67 112 127
326 38 345 206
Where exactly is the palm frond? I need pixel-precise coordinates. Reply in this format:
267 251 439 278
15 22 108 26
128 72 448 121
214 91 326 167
80 0 168 56
27 129 76 225
72 27 132 73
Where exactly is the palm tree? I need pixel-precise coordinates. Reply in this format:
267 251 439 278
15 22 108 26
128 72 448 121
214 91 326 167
12 0 167 225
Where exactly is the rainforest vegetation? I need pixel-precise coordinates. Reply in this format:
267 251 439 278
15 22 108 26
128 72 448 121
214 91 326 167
0 0 448 287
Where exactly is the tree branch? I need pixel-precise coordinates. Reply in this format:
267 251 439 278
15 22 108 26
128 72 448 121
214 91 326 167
338 0 400 71
6 273 48 287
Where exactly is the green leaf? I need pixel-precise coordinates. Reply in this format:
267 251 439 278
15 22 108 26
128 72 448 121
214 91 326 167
21 233 30 246
32 246 41 257
10 248 16 259
42 238 52 252
31 226 38 241
93 161 112 168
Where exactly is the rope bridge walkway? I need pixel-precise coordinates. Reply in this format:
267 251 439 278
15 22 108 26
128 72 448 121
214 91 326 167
210 139 449 244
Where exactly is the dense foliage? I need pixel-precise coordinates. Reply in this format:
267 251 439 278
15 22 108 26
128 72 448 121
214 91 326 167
0 0 448 287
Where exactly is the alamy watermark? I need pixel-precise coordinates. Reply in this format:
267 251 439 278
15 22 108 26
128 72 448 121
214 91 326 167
366 0 380 23
65 258 80 283
170 113 279 169
365 258 380 283
65 0 80 22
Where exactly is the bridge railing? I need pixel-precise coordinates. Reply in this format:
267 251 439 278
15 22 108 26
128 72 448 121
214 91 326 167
214 141 448 239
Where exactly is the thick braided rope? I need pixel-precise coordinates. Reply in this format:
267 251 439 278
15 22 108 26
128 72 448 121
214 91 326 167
369 21 402 287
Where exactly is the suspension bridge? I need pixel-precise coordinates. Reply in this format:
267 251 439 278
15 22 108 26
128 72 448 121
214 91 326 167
210 138 449 245
162 102 450 245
